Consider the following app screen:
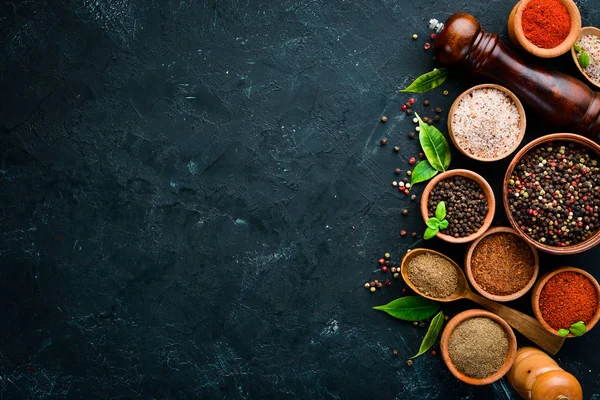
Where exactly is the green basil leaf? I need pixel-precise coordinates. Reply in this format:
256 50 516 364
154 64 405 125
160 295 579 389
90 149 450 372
558 328 570 337
400 69 449 94
569 321 586 336
373 296 440 321
439 219 449 230
424 226 439 240
435 201 446 220
416 113 451 172
579 52 590 68
411 311 445 359
574 43 583 53
411 160 438 185
426 218 440 229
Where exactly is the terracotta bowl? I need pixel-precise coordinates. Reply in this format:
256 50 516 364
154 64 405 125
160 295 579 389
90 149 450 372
440 309 517 385
508 0 581 58
503 133 600 255
531 266 600 338
571 26 600 89
420 169 496 244
465 227 539 302
448 84 527 162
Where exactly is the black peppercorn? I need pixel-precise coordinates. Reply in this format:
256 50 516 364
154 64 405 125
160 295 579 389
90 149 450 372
380 138 387 145
394 146 400 152
409 132 415 139
395 168 401 175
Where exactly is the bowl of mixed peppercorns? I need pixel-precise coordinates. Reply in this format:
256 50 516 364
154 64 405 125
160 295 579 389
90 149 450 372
421 169 496 244
503 133 600 255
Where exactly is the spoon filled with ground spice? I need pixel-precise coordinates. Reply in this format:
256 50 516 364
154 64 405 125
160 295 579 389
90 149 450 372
401 248 565 355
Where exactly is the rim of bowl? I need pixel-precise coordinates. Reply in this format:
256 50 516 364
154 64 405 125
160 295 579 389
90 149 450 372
464 227 540 302
448 84 527 162
441 309 517 385
512 0 582 58
420 169 496 244
571 26 600 89
531 266 600 338
502 133 600 255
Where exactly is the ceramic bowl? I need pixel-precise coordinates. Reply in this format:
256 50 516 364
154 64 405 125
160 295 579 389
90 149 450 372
465 227 539 302
420 169 495 244
503 133 600 255
440 309 517 385
448 84 527 162
507 0 581 58
571 26 600 89
531 266 600 338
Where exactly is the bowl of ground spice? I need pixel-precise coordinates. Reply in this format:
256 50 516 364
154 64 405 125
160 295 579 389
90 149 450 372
448 84 526 162
508 0 581 58
532 267 600 338
572 27 600 90
465 227 539 302
441 309 517 385
421 169 495 244
503 133 600 255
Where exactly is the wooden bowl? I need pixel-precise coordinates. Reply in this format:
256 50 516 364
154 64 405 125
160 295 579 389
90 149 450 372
465 227 539 302
531 266 600 338
448 84 527 162
420 169 496 244
440 309 517 385
571 26 600 89
508 0 581 58
503 133 600 255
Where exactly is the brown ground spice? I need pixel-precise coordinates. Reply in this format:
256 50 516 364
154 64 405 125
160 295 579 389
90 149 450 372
448 317 509 379
406 253 458 298
471 233 535 296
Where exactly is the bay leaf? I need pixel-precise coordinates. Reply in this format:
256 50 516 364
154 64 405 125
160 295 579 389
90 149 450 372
411 160 438 185
400 69 449 94
373 296 440 322
411 311 445 359
416 113 451 172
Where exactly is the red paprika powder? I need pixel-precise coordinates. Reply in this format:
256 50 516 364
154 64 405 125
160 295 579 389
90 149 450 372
522 0 571 49
539 271 598 330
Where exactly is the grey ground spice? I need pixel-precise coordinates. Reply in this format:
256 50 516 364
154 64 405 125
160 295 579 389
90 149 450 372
406 253 458 298
448 317 509 379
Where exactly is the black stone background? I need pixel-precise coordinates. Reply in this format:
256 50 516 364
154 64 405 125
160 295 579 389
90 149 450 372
1 0 600 399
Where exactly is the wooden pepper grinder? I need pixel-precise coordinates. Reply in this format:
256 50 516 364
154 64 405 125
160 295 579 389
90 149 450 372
434 13 600 142
507 347 582 400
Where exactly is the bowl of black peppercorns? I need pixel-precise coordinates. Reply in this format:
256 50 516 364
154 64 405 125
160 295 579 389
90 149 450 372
421 169 496 244
503 133 600 255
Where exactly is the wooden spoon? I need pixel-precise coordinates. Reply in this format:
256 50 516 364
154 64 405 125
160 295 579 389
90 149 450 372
401 248 564 355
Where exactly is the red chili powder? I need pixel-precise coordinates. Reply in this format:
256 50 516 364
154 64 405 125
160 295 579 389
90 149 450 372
539 271 598 330
522 0 571 49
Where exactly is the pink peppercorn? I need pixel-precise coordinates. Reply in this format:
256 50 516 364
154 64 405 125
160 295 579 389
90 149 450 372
409 157 416 165
382 266 388 272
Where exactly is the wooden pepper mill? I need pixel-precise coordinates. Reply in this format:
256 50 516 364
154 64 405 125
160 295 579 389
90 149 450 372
507 347 582 400
434 13 600 142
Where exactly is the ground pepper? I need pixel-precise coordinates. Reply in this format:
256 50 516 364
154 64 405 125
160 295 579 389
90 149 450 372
471 233 535 296
522 0 571 49
539 271 598 330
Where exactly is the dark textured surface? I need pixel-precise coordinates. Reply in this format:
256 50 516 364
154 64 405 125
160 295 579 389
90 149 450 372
1 0 600 399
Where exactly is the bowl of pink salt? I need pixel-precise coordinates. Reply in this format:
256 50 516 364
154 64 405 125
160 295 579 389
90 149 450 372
448 84 526 162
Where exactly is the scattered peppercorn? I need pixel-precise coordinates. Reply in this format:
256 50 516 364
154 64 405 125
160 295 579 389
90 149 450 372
391 267 397 273
407 170 412 176
431 350 436 356
364 282 370 288
409 131 415 139
409 98 415 105
402 104 407 111
407 359 413 367
443 90 449 96
416 127 421 132
402 209 409 216
406 109 412 115
409 157 416 165
392 181 398 187
394 145 400 152
434 115 440 122
411 194 417 200
381 116 388 122
395 168 401 175
431 33 437 40
413 321 419 327
419 152 425 158
435 107 442 113
444 315 449 321
423 117 430 124
424 100 430 106
380 137 387 145
374 280 379 284
376 282 383 288
382 266 388 272
378 258 384 265
412 232 417 237
385 260 390 266
384 252 390 259
402 288 406 293
393 349 399 357
370 281 376 287
385 280 392 287
400 230 407 236
424 42 431 50
393 273 400 279
419 322 426 328
412 34 418 40
370 287 376 293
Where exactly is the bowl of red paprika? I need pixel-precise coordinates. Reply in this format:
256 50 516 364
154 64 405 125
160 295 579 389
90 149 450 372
508 0 582 58
532 267 600 338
